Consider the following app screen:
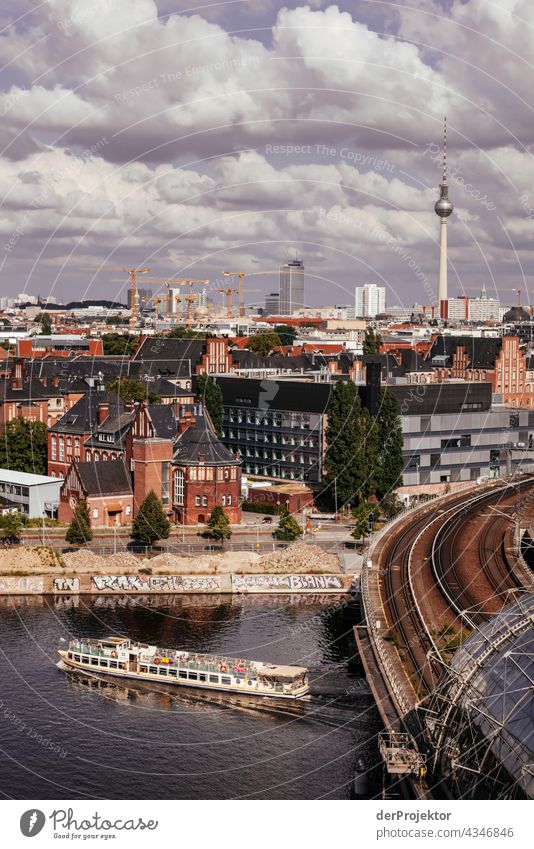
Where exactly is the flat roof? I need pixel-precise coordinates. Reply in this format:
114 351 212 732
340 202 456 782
0 468 64 486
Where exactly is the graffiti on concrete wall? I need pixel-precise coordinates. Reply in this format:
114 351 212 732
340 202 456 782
53 577 80 593
0 576 44 594
231 574 345 592
91 574 221 592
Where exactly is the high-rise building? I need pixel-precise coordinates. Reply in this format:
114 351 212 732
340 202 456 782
435 117 454 318
264 292 280 316
129 287 153 309
279 259 304 314
354 284 386 318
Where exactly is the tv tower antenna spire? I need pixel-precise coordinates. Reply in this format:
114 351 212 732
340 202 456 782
435 116 454 317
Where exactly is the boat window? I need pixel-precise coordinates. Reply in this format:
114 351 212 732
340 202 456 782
179 670 187 679
188 671 198 680
168 668 177 677
221 676 231 685
140 665 148 673
149 666 158 674
99 659 108 667
119 663 126 670
82 656 90 664
159 667 168 676
67 652 72 659
110 661 118 669
209 674 219 683
91 658 98 666
74 654 80 662
198 673 206 682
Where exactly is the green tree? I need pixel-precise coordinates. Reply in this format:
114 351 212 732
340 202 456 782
204 505 232 544
381 493 404 520
36 312 53 335
102 333 139 355
167 326 206 339
0 512 23 543
106 378 160 405
131 490 171 546
274 324 297 346
195 373 223 435
0 418 47 475
321 381 365 512
362 327 382 354
65 500 93 545
376 389 404 498
274 507 303 541
350 500 379 544
362 407 380 499
245 331 281 356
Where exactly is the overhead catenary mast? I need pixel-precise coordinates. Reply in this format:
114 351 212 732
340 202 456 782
435 116 454 318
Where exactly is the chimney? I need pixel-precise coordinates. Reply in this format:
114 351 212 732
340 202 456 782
9 357 25 390
124 400 135 413
97 400 109 425
178 411 196 434
52 374 59 387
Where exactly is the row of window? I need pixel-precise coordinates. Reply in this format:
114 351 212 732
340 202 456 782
69 653 233 685
51 435 81 461
240 449 313 463
226 410 311 429
243 464 310 481
193 494 233 507
0 483 29 497
224 431 317 448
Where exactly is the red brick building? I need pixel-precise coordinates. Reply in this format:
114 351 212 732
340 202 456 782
58 460 133 527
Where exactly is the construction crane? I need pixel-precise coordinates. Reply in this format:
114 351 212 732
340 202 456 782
101 267 150 327
217 287 238 318
140 278 209 321
221 271 246 317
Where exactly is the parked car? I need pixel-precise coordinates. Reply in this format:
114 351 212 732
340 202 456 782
261 516 273 524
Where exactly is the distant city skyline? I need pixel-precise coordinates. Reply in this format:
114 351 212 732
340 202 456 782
1 3 533 309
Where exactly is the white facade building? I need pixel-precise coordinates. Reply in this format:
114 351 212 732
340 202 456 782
0 469 63 517
355 284 386 318
279 260 305 314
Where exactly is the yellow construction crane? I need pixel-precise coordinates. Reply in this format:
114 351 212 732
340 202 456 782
221 271 246 317
141 277 209 320
216 287 238 318
103 267 150 327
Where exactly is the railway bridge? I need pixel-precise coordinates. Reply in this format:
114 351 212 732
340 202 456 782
356 476 534 800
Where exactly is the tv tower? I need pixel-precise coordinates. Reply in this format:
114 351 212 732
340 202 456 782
435 117 454 318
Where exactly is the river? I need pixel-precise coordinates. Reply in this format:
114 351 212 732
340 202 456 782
0 593 380 800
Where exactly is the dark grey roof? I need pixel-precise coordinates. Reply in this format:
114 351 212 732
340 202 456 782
388 381 492 415
230 349 317 371
173 412 237 466
503 305 531 323
428 335 502 369
215 376 332 414
50 390 123 434
74 459 132 496
0 377 62 402
146 404 177 439
150 378 192 398
83 407 135 450
133 337 205 366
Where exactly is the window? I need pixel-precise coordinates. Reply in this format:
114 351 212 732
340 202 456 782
199 673 206 682
174 470 184 506
222 495 226 506
169 668 177 677
110 660 118 669
74 654 80 662
209 674 219 683
179 670 188 679
82 656 90 664
406 455 420 469
227 495 232 506
125 505 131 515
202 496 208 507
161 461 170 505
441 435 471 449
93 508 98 519
149 666 158 674
140 665 148 674
75 437 80 454
59 437 64 461
430 453 441 468
221 676 231 685
51 436 57 460
188 671 198 680
159 667 168 676
195 496 201 507
91 657 98 666
99 659 108 667
85 451 91 461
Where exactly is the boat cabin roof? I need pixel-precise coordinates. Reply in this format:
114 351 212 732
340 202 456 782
98 636 129 646
258 664 308 680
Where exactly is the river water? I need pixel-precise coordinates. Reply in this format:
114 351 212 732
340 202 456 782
0 593 380 800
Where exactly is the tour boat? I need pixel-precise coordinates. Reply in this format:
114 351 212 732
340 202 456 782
58 636 310 699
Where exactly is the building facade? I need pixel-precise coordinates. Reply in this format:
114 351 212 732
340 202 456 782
354 284 386 318
0 469 63 518
279 260 305 314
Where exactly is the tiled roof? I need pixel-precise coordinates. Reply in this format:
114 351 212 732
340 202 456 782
74 459 132 496
173 411 237 466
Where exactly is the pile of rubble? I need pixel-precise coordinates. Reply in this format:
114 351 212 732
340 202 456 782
258 542 340 573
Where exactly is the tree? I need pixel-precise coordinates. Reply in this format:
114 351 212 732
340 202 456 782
102 333 139 356
381 493 404 520
65 501 93 545
167 326 206 339
362 327 382 354
274 507 303 541
321 381 365 512
36 312 52 335
376 389 404 498
351 501 379 544
0 512 23 544
361 407 380 499
204 505 232 544
245 331 281 356
106 378 160 405
195 373 223 435
274 324 297 346
131 491 171 546
0 418 47 475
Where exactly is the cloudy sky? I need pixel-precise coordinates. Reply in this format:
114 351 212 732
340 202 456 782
1 0 533 309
